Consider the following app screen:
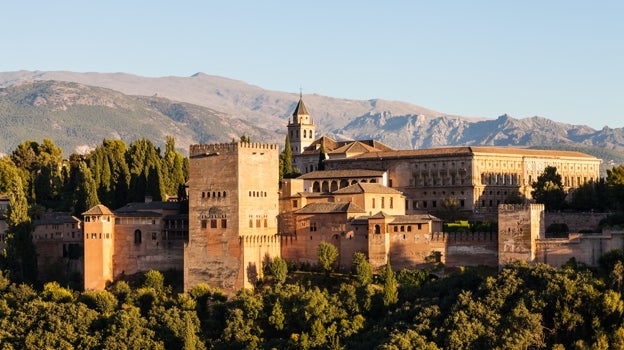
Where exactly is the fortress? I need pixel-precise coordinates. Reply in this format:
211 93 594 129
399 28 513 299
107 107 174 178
4 95 619 293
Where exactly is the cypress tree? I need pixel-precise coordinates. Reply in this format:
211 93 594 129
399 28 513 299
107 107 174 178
318 143 327 171
283 134 293 175
382 260 398 306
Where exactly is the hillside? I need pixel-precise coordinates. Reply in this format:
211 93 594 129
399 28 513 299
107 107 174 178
1 71 624 167
0 80 281 155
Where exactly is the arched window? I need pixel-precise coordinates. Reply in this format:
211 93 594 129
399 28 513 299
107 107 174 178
134 230 142 244
374 225 381 234
313 181 320 192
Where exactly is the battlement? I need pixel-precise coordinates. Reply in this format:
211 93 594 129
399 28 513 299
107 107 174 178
240 234 281 245
498 203 544 213
190 142 278 157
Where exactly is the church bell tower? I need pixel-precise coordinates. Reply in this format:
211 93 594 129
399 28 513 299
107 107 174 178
287 92 315 155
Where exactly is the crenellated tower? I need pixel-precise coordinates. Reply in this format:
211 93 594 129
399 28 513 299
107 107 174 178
184 141 281 294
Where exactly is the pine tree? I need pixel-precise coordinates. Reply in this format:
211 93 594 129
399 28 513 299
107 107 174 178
318 143 327 171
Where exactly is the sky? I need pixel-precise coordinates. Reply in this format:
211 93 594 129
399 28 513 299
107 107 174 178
2 1 623 129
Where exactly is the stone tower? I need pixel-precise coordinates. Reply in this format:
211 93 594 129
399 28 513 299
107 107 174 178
287 93 315 155
82 205 115 290
498 203 545 267
184 141 281 293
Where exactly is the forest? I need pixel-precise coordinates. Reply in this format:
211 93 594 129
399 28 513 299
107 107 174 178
2 252 624 349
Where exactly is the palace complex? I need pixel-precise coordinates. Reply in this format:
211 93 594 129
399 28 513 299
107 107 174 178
1 95 617 294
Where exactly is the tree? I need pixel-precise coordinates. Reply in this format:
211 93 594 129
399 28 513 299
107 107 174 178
3 175 37 283
281 134 293 176
267 257 288 285
352 252 372 287
382 261 398 307
607 165 624 210
318 241 338 275
531 166 566 211
73 161 100 216
570 178 610 212
318 143 327 171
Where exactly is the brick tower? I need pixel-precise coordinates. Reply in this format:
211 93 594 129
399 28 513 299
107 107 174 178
184 141 281 293
82 205 115 290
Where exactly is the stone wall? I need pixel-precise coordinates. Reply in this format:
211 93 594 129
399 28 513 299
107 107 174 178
545 212 608 233
536 230 624 267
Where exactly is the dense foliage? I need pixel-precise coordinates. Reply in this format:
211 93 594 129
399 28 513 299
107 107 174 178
1 137 188 214
0 257 624 349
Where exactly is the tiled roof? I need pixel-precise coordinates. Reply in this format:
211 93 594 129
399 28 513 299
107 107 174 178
339 146 598 160
332 183 402 195
390 214 442 223
329 141 379 155
82 204 114 216
114 211 163 218
115 201 180 213
292 97 310 117
34 213 81 225
301 136 340 155
300 137 394 156
298 169 385 180
369 211 393 219
295 201 366 214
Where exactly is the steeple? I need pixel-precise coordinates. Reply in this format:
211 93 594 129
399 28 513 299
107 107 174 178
286 91 316 158
292 91 310 124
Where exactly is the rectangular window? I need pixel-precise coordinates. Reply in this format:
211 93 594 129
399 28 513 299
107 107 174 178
393 226 398 232
390 197 393 209
201 220 207 229
372 198 375 208
381 197 385 209
460 199 465 207
407 226 412 232
310 222 317 232
432 200 437 208
211 219 217 228
423 201 427 208
264 218 268 228
152 232 157 240
221 219 227 229
417 224 422 230
293 200 298 208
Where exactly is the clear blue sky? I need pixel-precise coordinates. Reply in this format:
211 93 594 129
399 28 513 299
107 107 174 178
3 1 623 128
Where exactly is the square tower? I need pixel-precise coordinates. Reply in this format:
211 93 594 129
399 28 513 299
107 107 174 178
184 141 280 293
82 205 115 291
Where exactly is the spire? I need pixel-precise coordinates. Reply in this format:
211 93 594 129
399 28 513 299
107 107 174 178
292 92 310 121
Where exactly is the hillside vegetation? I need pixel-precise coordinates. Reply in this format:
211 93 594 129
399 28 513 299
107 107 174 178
0 81 281 155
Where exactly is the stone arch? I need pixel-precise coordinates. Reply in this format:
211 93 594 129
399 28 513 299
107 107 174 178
330 180 338 192
313 181 321 192
340 179 349 188
322 181 329 193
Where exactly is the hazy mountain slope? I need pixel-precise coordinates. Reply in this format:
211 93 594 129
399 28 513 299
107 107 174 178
0 81 280 155
1 71 624 166
0 71 453 134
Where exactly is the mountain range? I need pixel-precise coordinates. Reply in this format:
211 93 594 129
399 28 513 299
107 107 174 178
0 70 623 168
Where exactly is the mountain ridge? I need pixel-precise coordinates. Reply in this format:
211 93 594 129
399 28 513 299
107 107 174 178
0 71 623 170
